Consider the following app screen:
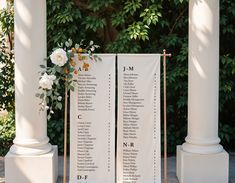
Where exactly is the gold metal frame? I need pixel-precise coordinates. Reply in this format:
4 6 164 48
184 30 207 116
63 51 172 183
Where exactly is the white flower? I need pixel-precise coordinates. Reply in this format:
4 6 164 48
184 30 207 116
39 73 56 90
50 48 68 67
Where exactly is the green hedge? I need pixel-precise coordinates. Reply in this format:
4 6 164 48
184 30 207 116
0 113 66 156
0 112 15 155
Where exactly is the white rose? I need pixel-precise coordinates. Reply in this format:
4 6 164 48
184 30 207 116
50 48 68 67
39 73 56 90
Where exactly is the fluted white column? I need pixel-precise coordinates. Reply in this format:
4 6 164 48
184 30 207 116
10 0 52 155
176 1 229 182
182 0 222 154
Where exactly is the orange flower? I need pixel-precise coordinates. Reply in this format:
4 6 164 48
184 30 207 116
83 62 89 71
77 48 83 53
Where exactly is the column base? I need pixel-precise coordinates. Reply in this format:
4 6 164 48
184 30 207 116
5 145 58 183
176 145 229 183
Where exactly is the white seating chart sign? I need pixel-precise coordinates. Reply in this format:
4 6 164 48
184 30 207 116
70 54 161 183
117 54 161 183
70 54 116 183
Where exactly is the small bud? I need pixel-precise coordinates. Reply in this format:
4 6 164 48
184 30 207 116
64 68 69 74
70 60 76 67
71 47 76 53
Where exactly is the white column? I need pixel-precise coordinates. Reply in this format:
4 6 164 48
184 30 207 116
5 0 58 182
176 1 229 183
10 0 51 155
182 0 222 154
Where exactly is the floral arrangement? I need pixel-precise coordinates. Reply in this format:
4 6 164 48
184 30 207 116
36 39 100 119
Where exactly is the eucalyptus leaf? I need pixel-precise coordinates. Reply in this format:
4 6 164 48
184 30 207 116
70 86 75 92
40 93 45 99
47 90 52 96
68 74 73 79
40 65 46 69
65 41 70 47
75 44 80 49
46 97 49 103
57 103 63 110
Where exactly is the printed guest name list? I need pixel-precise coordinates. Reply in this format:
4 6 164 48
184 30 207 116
117 54 161 183
70 54 116 183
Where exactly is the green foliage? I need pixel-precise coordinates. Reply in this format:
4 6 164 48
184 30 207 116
0 3 14 111
127 22 149 40
88 0 114 12
0 112 15 156
47 118 65 154
106 31 141 53
83 16 106 32
0 5 14 35
219 123 235 145
219 55 235 110
140 5 162 26
0 36 14 111
218 0 235 151
124 0 142 15
47 0 82 49
109 0 163 48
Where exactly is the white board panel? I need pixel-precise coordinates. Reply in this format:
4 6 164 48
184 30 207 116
70 54 116 183
117 54 161 183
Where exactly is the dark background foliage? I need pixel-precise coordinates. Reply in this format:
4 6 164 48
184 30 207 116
0 0 234 155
